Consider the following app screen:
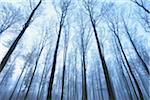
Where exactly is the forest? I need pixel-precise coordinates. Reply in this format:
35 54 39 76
0 0 149 100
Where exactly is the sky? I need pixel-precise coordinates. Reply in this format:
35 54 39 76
0 0 149 65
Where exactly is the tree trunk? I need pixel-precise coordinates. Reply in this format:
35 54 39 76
82 53 88 100
47 11 65 98
90 19 116 100
25 46 44 99
0 0 42 72
114 34 144 100
122 18 149 74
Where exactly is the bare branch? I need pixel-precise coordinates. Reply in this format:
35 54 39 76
131 0 150 14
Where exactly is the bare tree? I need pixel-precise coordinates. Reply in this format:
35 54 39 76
131 0 150 32
112 35 136 99
37 25 54 100
9 48 36 99
131 0 150 14
61 21 70 100
0 0 42 72
37 46 52 100
105 7 145 99
83 0 116 99
47 0 71 99
0 3 22 34
25 28 50 99
75 11 91 100
121 15 149 74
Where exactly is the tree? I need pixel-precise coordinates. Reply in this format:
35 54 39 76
61 21 70 100
0 0 42 72
121 15 149 74
131 0 150 32
47 0 71 99
111 34 135 99
9 48 36 99
131 0 150 14
0 3 22 34
105 6 145 99
25 28 50 99
15 47 39 99
75 11 91 100
83 0 116 99
37 25 54 100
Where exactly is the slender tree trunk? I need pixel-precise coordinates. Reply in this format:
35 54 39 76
61 60 66 100
114 34 144 100
113 37 133 100
38 47 52 99
47 1 70 98
131 0 150 14
122 18 149 74
96 65 103 100
61 39 69 100
82 53 88 100
47 18 64 99
16 61 32 99
25 46 44 99
0 0 42 72
9 50 35 99
90 18 116 100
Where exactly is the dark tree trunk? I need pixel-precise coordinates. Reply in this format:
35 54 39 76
113 37 135 99
114 34 144 100
25 46 44 99
47 12 66 98
61 37 69 100
131 0 150 14
0 0 42 72
9 50 35 99
47 1 70 98
61 63 66 100
122 18 149 74
90 19 116 100
82 53 88 100
47 24 62 99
